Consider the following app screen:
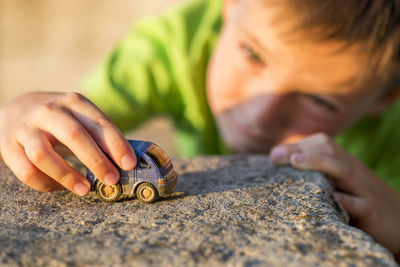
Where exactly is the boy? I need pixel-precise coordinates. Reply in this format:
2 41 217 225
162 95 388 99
0 0 399 259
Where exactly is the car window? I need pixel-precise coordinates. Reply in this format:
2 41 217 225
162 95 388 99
147 144 169 168
139 157 151 169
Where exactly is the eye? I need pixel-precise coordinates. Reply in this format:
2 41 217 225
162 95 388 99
240 43 264 65
302 94 338 112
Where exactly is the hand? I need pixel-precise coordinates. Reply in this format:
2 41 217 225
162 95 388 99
0 92 136 196
270 133 400 260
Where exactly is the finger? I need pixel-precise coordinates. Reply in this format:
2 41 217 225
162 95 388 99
333 191 371 219
296 133 336 155
289 153 357 193
18 130 91 196
32 102 120 186
62 93 136 170
270 144 302 164
272 132 337 162
1 140 64 192
326 177 337 190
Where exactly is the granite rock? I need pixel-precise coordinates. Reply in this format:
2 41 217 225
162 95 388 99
0 155 397 266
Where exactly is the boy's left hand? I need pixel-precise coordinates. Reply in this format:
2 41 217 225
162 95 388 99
270 133 400 260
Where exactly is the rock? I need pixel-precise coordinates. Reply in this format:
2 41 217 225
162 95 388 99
0 155 397 266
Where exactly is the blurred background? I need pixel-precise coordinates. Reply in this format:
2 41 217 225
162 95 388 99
0 0 189 155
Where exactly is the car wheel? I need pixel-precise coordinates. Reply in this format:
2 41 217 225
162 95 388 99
96 181 122 202
136 183 158 203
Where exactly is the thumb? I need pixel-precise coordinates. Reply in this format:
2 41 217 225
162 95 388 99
333 191 372 219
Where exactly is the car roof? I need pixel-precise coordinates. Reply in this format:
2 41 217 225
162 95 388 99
127 140 153 157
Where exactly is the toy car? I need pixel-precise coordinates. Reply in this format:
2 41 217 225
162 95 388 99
86 140 178 203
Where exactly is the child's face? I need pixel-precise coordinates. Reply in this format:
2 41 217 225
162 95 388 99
207 0 386 153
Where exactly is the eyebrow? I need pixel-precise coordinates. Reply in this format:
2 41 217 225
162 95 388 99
335 76 361 92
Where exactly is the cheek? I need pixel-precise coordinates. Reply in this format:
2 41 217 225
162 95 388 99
300 96 378 135
207 32 254 114
287 106 350 137
288 117 336 136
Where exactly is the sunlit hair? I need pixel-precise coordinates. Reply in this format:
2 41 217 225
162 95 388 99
279 0 400 91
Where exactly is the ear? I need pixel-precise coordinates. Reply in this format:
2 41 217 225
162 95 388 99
368 87 400 115
223 0 238 21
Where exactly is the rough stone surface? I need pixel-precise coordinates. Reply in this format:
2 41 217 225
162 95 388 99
0 155 397 266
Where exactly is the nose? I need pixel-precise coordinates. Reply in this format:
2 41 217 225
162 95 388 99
242 93 294 130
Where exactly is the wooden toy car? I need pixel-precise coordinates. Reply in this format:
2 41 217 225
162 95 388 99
86 140 178 203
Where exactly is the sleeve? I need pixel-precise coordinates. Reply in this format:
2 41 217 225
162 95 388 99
82 12 188 132
82 0 224 157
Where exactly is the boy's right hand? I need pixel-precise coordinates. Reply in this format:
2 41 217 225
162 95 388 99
270 133 400 260
0 92 137 196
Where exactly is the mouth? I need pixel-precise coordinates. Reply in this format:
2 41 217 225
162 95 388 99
231 116 270 144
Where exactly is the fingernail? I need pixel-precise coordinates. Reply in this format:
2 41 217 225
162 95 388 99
74 183 90 196
293 154 307 164
271 147 286 160
122 154 136 170
104 172 119 185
